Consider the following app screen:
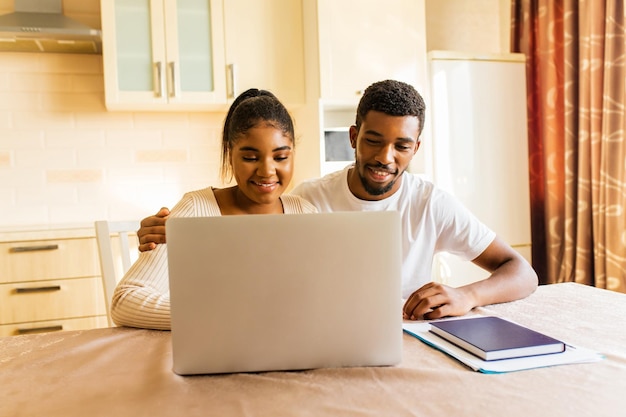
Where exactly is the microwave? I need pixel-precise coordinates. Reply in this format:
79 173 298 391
324 128 353 161
322 128 354 176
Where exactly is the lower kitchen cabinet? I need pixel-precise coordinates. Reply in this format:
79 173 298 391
0 228 108 337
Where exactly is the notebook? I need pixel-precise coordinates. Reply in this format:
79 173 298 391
429 316 566 361
166 211 403 375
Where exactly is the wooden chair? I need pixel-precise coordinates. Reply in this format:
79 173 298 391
94 220 140 326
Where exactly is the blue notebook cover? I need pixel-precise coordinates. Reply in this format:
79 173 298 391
429 316 566 361
403 320 603 373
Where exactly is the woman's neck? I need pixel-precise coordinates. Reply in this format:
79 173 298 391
214 186 284 215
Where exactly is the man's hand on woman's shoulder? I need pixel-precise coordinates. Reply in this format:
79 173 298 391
138 207 170 252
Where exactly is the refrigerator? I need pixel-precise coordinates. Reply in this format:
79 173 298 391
427 51 532 287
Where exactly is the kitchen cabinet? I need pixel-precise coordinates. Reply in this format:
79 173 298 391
223 0 305 106
101 0 305 111
101 0 227 110
295 0 428 181
316 0 428 106
0 230 108 336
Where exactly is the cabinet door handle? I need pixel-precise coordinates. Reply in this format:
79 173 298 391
227 63 237 99
168 61 178 98
9 244 59 253
15 285 62 294
154 61 165 98
17 325 63 335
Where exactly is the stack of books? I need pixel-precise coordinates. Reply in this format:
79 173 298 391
403 315 603 373
429 316 565 361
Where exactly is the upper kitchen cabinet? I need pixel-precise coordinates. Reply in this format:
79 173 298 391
101 0 227 111
292 0 428 182
223 0 305 106
101 0 305 111
316 0 427 106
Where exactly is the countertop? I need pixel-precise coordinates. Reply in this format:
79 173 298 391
0 223 97 242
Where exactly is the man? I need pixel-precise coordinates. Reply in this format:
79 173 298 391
137 80 538 320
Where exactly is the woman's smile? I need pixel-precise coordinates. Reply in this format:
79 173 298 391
251 180 280 193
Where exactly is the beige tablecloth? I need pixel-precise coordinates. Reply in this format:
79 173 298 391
2 283 625 417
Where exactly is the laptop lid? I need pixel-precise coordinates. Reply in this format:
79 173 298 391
167 211 402 375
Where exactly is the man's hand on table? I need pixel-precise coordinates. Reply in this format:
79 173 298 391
403 282 475 320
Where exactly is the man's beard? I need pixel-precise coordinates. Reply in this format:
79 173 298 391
357 161 403 196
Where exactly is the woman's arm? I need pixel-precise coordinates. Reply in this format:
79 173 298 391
110 191 207 330
110 244 172 330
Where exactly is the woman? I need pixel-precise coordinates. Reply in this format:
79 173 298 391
111 89 317 330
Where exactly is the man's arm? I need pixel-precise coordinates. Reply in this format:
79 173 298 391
137 207 170 252
402 236 538 320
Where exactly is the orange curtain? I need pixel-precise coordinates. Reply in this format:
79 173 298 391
511 0 626 292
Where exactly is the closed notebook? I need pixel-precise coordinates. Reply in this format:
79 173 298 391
429 316 566 361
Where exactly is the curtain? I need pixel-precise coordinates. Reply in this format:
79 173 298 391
511 0 626 292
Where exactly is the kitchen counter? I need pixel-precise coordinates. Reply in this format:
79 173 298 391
0 224 97 243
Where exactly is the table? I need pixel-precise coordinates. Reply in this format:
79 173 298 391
2 283 625 417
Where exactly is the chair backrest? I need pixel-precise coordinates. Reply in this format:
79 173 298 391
95 220 140 326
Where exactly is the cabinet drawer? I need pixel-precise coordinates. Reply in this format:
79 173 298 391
0 277 107 325
0 315 109 337
0 238 100 283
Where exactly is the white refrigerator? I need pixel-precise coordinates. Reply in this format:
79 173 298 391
427 51 532 287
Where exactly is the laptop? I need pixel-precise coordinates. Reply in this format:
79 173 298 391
166 211 402 375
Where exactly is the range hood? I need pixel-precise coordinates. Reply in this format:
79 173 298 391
0 0 101 54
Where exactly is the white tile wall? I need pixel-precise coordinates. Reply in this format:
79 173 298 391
0 0 506 229
0 52 226 228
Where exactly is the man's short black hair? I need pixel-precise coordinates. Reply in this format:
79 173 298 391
355 80 426 137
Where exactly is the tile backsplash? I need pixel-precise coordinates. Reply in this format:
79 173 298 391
0 52 228 228
0 0 508 230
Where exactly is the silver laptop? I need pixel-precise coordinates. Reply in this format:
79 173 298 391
167 211 402 375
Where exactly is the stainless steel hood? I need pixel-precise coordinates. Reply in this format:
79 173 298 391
0 0 102 54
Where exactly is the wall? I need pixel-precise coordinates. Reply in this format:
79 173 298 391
425 0 511 53
0 0 507 229
0 52 232 228
0 0 232 228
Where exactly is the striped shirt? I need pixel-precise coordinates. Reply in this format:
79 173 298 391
111 187 317 330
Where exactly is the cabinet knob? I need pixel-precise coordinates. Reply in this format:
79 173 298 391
9 244 59 253
14 285 62 294
168 62 178 98
154 62 165 98
227 64 238 99
16 325 63 335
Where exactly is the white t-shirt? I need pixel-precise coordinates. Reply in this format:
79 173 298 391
290 165 495 298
